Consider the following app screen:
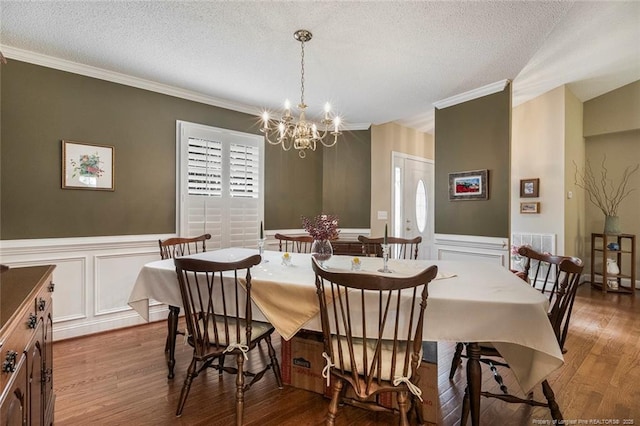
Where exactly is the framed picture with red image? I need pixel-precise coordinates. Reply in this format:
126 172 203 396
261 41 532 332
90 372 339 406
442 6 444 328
448 169 488 201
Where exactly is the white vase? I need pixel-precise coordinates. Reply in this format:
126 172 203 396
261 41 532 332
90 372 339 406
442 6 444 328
606 258 620 290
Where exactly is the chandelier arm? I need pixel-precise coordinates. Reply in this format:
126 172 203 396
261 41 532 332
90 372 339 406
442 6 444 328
281 133 294 151
320 132 340 148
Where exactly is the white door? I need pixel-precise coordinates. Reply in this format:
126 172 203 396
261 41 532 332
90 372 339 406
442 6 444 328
392 153 434 260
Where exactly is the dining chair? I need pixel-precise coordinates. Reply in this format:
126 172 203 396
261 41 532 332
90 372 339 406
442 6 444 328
158 233 212 260
157 233 212 378
274 233 313 253
357 235 422 260
312 257 438 426
449 254 584 424
449 246 582 379
173 254 283 423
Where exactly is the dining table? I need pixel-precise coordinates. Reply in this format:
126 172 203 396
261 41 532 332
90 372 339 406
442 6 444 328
128 247 564 426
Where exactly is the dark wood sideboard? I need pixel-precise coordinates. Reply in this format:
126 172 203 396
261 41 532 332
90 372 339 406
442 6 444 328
1 265 56 426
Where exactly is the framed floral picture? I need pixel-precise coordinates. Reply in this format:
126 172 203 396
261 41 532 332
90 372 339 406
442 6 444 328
448 169 489 200
62 140 114 190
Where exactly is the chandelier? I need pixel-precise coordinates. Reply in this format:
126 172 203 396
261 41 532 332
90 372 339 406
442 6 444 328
261 29 342 158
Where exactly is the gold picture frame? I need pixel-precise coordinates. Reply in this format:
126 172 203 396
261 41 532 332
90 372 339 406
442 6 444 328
62 140 114 190
520 202 540 214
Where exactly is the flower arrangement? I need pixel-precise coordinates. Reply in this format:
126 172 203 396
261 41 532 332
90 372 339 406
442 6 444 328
70 153 104 178
301 214 340 241
574 156 639 217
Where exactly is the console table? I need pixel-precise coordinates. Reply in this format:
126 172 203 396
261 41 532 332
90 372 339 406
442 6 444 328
1 265 56 425
590 233 636 295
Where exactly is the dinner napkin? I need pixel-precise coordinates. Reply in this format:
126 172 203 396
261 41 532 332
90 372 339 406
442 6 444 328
435 272 457 280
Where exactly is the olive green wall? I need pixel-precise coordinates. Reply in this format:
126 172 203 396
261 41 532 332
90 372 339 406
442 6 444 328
264 128 371 229
1 60 371 239
434 84 511 237
322 129 371 228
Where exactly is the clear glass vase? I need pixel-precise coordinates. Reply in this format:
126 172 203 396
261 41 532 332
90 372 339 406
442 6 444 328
311 239 333 266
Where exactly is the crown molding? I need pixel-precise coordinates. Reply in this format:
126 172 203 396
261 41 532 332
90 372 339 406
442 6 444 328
2 45 372 131
0 45 266 117
433 79 511 110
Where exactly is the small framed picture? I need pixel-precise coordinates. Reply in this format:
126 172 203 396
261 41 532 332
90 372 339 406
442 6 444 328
520 202 540 214
520 178 539 198
62 140 115 190
448 169 489 201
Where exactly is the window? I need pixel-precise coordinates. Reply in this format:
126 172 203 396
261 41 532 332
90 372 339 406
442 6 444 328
177 121 264 249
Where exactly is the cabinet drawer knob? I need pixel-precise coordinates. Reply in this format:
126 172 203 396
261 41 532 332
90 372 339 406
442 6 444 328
2 350 18 373
48 282 55 292
38 298 46 311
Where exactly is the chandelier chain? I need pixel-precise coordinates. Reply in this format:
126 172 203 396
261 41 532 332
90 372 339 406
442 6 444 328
300 39 305 106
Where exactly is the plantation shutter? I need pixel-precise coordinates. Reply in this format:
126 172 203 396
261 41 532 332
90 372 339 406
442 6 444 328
177 121 264 249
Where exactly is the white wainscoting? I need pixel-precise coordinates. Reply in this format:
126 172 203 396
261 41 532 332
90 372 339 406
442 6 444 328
0 229 369 341
0 234 173 341
433 233 510 267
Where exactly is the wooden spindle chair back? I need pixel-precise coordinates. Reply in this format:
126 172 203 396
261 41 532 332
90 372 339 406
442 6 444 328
159 233 211 259
274 233 314 253
357 235 422 260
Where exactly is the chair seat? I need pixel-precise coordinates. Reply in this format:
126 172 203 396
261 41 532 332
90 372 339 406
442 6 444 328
330 336 422 381
199 315 274 346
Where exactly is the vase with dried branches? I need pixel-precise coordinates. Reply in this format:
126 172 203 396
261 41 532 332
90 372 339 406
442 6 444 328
574 156 639 235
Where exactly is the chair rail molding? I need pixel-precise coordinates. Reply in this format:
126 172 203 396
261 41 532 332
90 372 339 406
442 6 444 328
0 234 175 340
434 233 510 267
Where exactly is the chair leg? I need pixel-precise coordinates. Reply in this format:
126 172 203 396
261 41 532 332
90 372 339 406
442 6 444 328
235 354 246 426
218 354 225 377
176 358 197 417
265 334 284 388
166 305 180 379
460 386 470 426
541 379 563 422
326 378 343 426
413 393 425 426
449 342 464 379
397 391 410 426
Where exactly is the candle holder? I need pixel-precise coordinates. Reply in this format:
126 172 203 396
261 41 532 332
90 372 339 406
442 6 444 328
378 244 392 273
257 238 269 263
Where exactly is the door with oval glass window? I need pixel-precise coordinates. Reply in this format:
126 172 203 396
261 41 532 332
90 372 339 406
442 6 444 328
392 154 434 260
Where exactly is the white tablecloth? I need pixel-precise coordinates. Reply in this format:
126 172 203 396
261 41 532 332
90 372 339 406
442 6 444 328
128 247 563 393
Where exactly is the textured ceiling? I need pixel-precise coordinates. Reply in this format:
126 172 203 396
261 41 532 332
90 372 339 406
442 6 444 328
1 1 639 133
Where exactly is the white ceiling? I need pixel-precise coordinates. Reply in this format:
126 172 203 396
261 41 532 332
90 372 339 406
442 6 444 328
1 1 638 133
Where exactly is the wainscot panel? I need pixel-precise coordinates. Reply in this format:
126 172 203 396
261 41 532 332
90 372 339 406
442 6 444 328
0 234 173 340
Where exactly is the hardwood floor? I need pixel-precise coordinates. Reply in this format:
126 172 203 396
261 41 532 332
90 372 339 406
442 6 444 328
53 284 640 425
